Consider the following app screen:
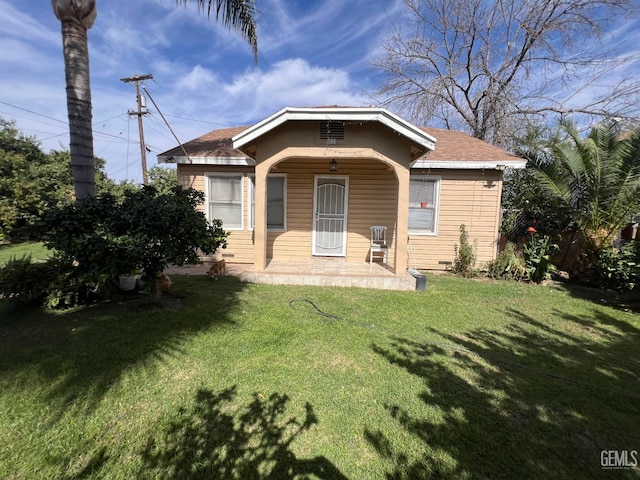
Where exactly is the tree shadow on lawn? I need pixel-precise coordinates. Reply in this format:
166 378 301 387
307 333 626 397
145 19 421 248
136 385 348 480
552 281 640 314
0 275 245 415
368 307 640 479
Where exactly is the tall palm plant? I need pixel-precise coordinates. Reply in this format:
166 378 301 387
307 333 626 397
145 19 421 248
51 0 97 200
52 0 258 200
533 121 640 255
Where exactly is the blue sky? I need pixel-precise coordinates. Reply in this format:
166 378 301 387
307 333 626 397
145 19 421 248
0 0 638 183
0 0 407 182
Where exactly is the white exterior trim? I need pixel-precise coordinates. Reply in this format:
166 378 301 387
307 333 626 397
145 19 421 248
411 160 527 170
232 107 436 153
248 173 287 232
204 172 245 231
408 175 441 236
159 156 255 166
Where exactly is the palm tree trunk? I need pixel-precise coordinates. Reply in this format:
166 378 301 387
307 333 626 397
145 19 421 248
60 18 96 200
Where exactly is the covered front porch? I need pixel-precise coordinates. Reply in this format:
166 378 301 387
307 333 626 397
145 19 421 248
230 107 437 278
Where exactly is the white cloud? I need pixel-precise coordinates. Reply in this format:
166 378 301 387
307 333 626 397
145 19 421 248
0 0 59 45
220 58 364 121
6 0 635 185
176 65 220 91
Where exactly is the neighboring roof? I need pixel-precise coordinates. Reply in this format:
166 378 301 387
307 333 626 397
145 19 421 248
157 112 526 169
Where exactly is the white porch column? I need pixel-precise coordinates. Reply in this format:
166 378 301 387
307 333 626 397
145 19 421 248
254 162 268 271
394 166 410 274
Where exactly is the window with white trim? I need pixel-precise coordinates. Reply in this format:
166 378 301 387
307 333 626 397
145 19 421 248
409 177 440 234
249 175 287 230
207 174 243 230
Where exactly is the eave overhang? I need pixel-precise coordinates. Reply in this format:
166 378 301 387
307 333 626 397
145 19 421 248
232 107 437 161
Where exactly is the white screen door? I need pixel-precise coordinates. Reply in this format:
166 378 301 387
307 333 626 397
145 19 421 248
313 176 348 256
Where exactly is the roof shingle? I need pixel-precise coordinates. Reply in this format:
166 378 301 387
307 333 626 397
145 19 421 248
158 125 522 163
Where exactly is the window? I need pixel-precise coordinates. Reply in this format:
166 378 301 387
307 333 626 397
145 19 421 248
249 175 287 230
207 174 243 230
409 177 439 234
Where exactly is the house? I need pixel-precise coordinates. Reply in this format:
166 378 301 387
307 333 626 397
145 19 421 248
158 106 525 288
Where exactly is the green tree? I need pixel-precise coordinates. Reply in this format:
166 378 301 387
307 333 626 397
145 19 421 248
532 121 640 256
51 0 258 200
0 120 66 240
42 186 228 304
0 119 118 240
148 166 178 196
502 125 575 240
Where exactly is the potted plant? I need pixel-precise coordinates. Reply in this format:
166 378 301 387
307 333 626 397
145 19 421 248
119 272 137 291
119 268 143 291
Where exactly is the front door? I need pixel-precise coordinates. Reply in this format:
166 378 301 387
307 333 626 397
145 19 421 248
313 176 349 256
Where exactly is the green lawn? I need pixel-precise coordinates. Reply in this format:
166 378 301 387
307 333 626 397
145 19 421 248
0 242 51 265
0 275 638 479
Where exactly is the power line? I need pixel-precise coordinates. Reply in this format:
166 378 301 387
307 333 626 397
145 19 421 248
0 100 67 125
142 86 193 163
163 112 234 127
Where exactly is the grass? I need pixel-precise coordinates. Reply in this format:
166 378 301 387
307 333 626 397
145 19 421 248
0 274 638 479
0 242 51 265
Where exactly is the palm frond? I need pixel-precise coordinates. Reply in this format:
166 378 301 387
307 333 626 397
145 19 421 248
532 120 640 248
177 0 258 61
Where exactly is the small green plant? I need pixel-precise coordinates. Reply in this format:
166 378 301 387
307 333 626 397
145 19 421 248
506 254 527 280
0 255 52 305
486 242 526 280
595 242 640 291
0 254 112 308
453 224 477 277
523 234 559 283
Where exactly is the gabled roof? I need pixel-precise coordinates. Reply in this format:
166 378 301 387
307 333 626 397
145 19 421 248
231 106 436 160
157 112 526 169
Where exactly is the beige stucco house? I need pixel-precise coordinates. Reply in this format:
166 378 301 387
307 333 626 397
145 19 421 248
158 106 525 283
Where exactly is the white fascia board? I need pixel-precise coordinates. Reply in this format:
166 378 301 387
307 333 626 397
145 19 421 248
411 159 527 170
158 156 255 166
232 107 436 151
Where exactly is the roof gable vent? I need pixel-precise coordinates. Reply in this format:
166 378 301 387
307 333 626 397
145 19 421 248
320 121 345 140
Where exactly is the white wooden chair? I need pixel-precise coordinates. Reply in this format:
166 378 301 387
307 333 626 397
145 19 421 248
369 226 388 264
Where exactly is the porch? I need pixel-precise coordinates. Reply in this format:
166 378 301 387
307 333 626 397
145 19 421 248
167 258 417 291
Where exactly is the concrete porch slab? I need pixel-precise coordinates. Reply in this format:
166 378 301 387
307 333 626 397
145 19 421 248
239 258 416 291
166 258 417 291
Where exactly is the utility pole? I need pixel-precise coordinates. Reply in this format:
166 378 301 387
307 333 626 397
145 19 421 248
120 73 153 184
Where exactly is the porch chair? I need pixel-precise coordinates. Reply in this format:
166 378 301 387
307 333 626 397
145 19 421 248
369 225 388 264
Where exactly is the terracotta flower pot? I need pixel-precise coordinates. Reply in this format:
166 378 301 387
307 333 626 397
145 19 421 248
420 202 427 208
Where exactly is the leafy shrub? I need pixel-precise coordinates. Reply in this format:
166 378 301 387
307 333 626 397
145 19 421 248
0 255 53 305
43 256 115 309
39 185 228 305
486 242 526 280
595 242 640 291
453 224 477 277
0 254 112 308
523 234 559 283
